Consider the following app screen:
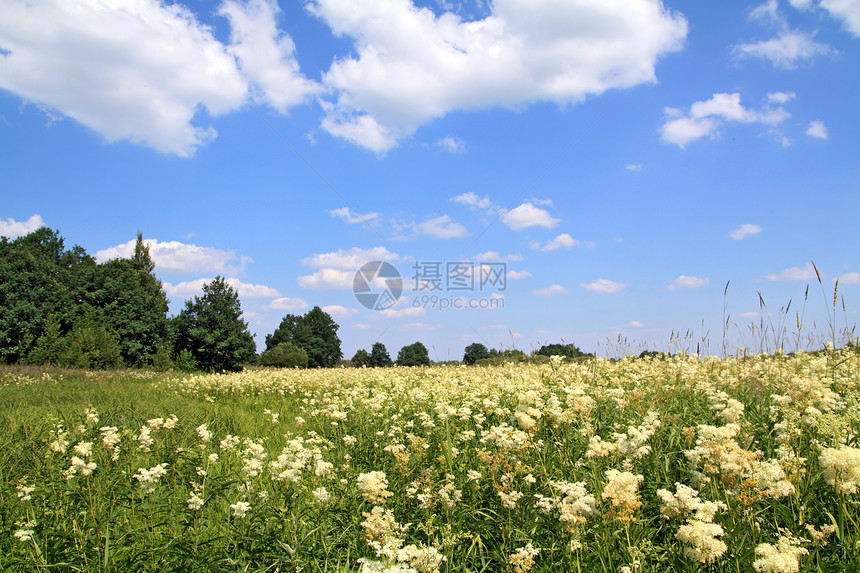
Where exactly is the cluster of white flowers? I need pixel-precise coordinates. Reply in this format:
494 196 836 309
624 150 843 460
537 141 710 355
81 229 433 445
133 463 168 493
65 453 97 480
358 471 394 504
819 446 860 494
14 521 37 542
17 483 35 502
602 470 643 520
508 543 540 573
753 534 808 573
196 423 212 444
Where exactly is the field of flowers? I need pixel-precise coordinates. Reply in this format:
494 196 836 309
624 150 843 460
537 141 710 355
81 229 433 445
1 349 859 572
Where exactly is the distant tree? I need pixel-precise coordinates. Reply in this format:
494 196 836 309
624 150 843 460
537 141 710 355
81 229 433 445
463 342 490 365
370 342 393 367
266 306 342 368
397 341 430 366
351 348 371 367
535 343 590 359
62 320 122 369
173 276 256 372
0 227 92 363
261 342 309 368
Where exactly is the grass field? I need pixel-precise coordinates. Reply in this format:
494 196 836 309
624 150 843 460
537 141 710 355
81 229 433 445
1 349 859 572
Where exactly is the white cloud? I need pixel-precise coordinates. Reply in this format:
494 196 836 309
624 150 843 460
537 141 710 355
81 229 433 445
308 0 687 151
297 268 355 290
531 233 579 251
822 0 860 37
837 272 860 285
733 30 832 68
806 120 829 139
377 306 427 319
507 270 532 280
330 207 380 224
625 164 643 172
321 304 361 319
302 246 402 270
353 323 371 330
626 321 643 327
219 0 321 112
164 277 279 299
403 322 442 331
738 311 760 319
501 202 560 231
451 192 496 213
269 297 309 311
415 215 469 239
580 279 626 293
0 214 45 238
435 136 466 153
0 0 320 156
729 223 762 240
766 263 816 281
660 93 792 148
668 275 710 290
96 238 251 274
532 284 569 297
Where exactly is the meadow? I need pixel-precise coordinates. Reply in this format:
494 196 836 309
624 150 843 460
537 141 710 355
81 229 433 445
1 348 858 572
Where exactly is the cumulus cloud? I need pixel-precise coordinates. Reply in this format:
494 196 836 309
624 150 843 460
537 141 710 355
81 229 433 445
626 321 643 327
766 263 816 281
530 233 579 251
806 120 829 139
580 279 626 293
660 92 792 148
302 246 402 270
733 30 832 68
297 268 355 290
532 284 569 297
0 0 317 156
376 306 427 319
321 304 361 319
0 214 45 238
668 275 710 290
837 272 860 285
729 223 762 240
330 207 380 224
451 192 497 213
733 0 832 68
307 0 687 151
269 297 309 311
164 277 279 298
435 136 466 153
501 203 560 231
821 0 860 37
415 215 469 238
625 164 643 172
507 270 532 280
96 238 252 274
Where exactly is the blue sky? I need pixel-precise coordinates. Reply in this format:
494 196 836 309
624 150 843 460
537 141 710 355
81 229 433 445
2 0 858 359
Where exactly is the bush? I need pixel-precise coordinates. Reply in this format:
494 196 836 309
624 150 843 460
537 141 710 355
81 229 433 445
260 342 309 368
62 324 122 369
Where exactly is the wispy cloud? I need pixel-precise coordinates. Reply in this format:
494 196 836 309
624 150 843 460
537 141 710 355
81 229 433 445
580 279 626 293
766 262 816 281
668 275 710 290
501 203 560 231
729 223 762 240
532 284 569 297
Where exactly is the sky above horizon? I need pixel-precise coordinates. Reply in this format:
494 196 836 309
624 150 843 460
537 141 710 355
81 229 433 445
2 0 859 360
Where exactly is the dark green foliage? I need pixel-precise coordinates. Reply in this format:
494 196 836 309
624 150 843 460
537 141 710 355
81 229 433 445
535 342 591 359
261 342 309 368
61 321 123 369
463 342 490 365
370 342 393 367
351 348 371 367
266 306 342 368
173 276 256 372
397 341 430 366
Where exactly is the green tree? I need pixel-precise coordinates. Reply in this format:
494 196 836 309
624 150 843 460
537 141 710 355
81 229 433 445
0 227 91 363
370 342 393 367
397 341 430 366
463 342 490 365
351 348 371 367
261 342 309 368
535 342 590 359
267 306 342 368
173 276 256 372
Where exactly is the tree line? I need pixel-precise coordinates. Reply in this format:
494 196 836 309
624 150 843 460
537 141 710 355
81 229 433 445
1 227 592 371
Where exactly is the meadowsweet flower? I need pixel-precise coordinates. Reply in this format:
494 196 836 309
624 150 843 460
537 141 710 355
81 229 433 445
196 424 211 444
133 463 168 493
585 435 617 458
208 453 219 463
551 481 598 529
230 500 250 518
676 521 727 564
17 484 35 502
73 442 93 458
602 470 643 522
66 456 97 479
163 414 179 429
466 470 482 482
220 434 240 451
312 486 331 504
187 492 204 511
819 446 860 494
358 471 394 504
508 543 539 573
85 408 99 426
343 434 357 446
14 524 36 542
136 425 154 452
753 534 808 573
147 417 164 431
499 490 524 509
